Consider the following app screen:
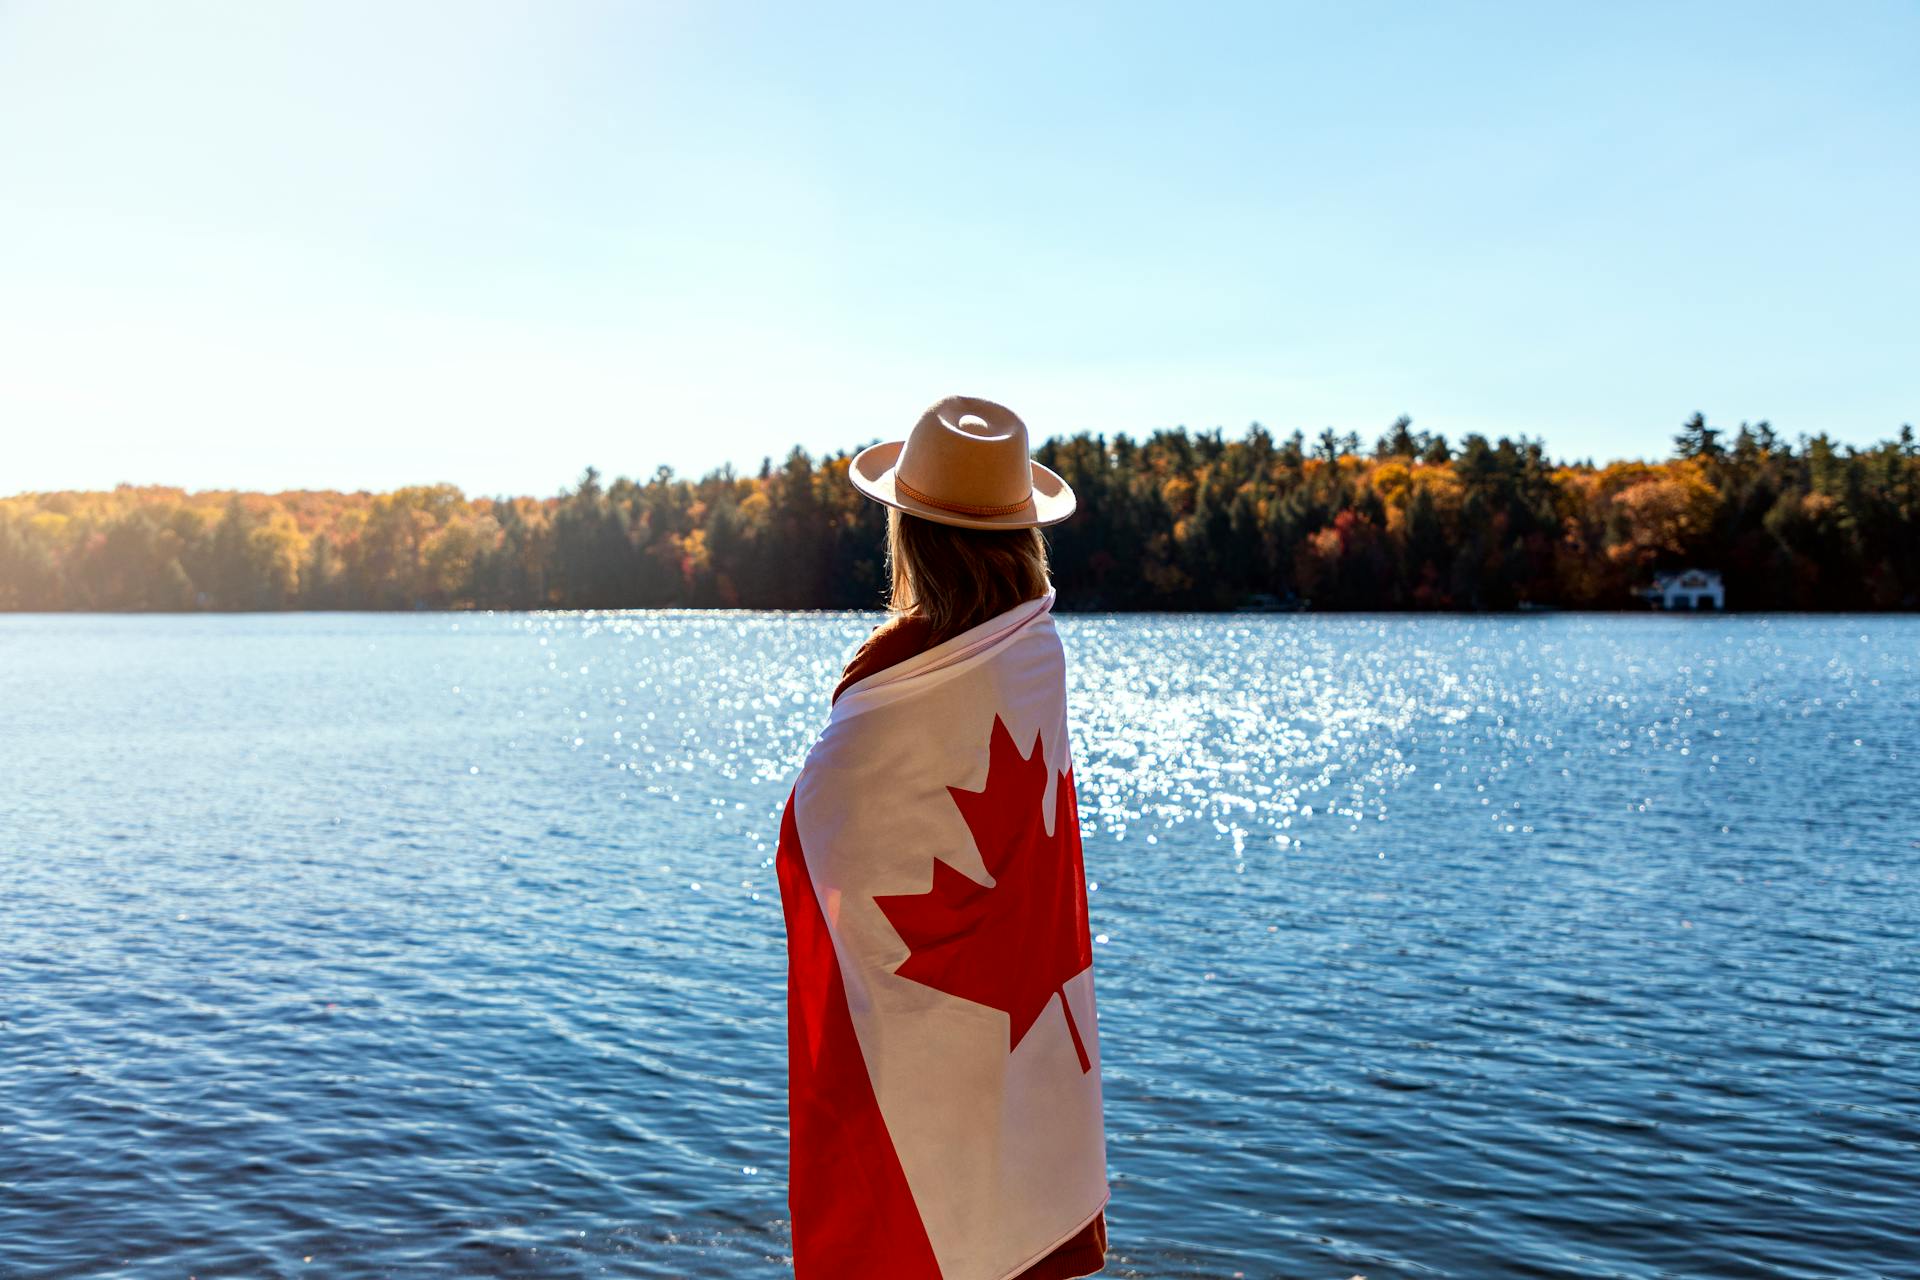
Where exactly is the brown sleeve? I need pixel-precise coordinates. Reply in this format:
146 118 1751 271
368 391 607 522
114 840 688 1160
832 615 934 704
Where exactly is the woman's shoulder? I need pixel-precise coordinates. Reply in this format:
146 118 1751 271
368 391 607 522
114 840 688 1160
832 614 934 703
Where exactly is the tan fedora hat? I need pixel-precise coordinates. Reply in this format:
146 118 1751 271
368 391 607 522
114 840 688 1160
849 394 1076 530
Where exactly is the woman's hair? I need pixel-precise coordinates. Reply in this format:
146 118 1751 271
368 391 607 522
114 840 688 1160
885 509 1051 646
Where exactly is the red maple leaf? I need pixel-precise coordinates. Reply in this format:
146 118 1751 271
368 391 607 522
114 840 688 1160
874 715 1095 1073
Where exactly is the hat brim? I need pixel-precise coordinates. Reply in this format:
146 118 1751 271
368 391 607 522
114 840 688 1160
848 440 1077 530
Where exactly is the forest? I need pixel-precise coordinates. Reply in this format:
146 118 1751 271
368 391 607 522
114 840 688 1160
3 415 1916 612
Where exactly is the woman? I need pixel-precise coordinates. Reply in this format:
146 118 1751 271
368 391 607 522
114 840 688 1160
774 396 1109 1279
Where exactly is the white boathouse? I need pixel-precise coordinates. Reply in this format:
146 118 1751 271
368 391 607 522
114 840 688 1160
1642 569 1725 611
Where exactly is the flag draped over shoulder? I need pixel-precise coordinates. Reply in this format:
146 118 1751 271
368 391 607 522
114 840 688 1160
776 590 1108 1280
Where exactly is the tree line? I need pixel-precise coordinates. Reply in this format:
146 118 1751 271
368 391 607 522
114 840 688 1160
3 415 1915 612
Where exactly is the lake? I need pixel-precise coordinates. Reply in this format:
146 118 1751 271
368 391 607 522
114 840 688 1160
2 612 1915 1279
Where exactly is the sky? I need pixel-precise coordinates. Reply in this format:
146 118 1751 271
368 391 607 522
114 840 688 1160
2 0 1915 498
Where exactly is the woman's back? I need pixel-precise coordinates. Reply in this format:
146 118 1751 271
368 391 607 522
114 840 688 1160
778 396 1107 1279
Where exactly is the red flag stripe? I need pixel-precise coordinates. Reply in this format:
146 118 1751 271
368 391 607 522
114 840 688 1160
777 791 944 1278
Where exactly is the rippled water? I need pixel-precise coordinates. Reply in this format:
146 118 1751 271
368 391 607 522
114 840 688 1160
2 612 1915 1279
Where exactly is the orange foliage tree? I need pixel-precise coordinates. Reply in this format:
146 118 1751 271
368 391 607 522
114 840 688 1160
2 417 1915 611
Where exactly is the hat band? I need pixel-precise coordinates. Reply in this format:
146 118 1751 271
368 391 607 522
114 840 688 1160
894 471 1033 518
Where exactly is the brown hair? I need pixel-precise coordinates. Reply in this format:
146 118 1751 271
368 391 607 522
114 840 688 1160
885 509 1051 646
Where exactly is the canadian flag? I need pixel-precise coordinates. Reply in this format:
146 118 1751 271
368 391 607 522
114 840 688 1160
776 591 1108 1279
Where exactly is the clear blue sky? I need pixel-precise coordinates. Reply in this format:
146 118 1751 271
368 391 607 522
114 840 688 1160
3 0 1915 497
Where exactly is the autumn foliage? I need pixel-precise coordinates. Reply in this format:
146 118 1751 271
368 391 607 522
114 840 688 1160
2 415 1915 611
